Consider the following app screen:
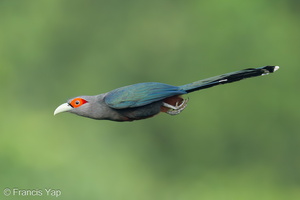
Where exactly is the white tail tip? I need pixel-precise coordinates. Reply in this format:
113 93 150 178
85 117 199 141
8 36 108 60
274 66 280 72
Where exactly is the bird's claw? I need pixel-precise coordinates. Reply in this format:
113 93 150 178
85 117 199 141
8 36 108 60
163 98 189 115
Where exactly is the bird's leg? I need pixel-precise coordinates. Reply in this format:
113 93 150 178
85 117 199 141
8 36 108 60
163 98 189 115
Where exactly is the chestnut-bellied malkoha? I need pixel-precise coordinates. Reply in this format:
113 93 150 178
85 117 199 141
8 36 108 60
54 66 279 121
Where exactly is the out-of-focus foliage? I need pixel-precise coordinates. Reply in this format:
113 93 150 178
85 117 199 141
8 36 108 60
1 0 299 199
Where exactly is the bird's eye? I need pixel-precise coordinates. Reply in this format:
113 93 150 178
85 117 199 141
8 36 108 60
70 98 88 108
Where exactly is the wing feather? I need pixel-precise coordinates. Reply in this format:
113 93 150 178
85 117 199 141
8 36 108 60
104 82 186 109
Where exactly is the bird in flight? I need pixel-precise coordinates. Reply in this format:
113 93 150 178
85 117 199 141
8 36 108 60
54 66 279 122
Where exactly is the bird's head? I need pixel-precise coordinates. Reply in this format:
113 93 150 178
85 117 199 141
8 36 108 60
54 96 90 116
54 94 110 120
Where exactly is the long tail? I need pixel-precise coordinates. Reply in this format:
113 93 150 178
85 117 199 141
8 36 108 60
179 66 279 93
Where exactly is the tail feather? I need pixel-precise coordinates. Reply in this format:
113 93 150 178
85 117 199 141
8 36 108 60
179 66 279 93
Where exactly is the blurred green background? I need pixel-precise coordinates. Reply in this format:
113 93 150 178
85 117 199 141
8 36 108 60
1 0 299 199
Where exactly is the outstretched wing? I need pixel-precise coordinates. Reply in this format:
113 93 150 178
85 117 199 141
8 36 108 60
104 82 186 109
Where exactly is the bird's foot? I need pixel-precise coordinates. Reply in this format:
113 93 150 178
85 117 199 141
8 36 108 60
163 98 189 115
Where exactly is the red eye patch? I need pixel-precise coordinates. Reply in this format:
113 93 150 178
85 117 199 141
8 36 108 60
70 98 88 108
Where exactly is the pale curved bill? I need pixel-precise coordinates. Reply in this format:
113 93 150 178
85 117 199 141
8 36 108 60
54 103 73 115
